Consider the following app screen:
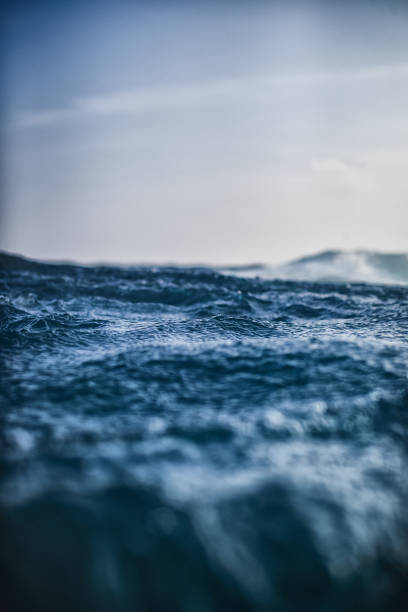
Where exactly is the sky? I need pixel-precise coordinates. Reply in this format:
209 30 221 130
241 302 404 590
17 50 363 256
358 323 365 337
1 0 408 265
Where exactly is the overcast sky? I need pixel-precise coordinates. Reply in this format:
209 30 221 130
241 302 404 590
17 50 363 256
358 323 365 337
2 0 408 264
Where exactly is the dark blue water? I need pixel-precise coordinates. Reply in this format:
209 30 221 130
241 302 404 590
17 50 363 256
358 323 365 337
1 251 408 612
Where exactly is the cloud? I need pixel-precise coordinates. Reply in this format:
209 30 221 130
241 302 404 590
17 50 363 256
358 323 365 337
13 78 245 128
12 62 408 129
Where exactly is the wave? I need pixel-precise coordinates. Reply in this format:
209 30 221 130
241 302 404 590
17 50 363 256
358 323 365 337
221 250 408 285
2 248 408 286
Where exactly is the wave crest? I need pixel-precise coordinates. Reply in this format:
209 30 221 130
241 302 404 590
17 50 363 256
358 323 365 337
222 250 408 285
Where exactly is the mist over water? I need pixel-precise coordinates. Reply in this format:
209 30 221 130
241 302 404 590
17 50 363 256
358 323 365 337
1 250 408 611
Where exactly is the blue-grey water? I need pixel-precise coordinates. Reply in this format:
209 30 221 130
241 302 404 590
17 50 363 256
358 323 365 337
1 251 408 612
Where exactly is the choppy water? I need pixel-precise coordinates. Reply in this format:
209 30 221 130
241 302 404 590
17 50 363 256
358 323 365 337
1 250 408 612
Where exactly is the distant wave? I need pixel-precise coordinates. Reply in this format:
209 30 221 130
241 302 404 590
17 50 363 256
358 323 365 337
2 249 408 286
221 250 408 285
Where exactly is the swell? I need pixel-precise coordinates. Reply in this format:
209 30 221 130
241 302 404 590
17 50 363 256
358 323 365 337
1 482 408 612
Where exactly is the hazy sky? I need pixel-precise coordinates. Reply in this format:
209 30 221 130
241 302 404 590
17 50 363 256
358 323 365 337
2 0 408 264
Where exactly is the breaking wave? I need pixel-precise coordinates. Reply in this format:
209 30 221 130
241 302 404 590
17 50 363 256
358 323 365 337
222 249 408 285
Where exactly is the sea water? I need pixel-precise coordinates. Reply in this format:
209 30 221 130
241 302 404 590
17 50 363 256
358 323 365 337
1 251 407 611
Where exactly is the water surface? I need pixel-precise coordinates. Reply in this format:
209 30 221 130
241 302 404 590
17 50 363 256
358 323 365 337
1 251 408 611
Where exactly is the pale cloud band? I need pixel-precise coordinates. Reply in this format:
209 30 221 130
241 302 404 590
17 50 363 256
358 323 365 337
14 62 408 129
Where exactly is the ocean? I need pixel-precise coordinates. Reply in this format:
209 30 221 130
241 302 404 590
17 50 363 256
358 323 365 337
1 250 408 612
